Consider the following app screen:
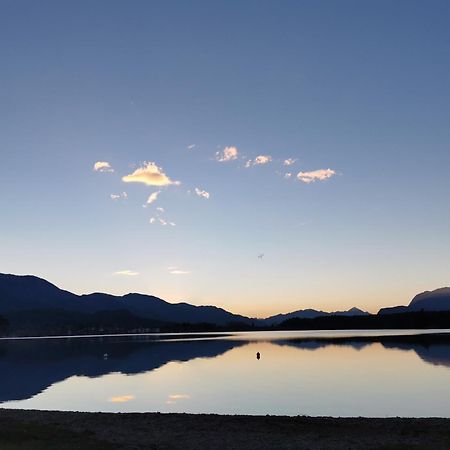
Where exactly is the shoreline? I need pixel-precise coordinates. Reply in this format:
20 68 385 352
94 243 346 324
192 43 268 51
1 409 450 449
2 327 450 341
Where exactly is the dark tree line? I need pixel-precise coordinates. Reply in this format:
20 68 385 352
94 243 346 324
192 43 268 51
2 309 450 337
278 310 450 330
0 315 9 335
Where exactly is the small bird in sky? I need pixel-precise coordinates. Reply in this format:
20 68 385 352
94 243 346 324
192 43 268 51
258 253 264 260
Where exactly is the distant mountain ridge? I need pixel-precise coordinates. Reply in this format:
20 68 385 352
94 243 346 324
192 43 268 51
0 273 252 326
0 273 370 328
378 287 450 315
1 274 450 330
261 307 369 326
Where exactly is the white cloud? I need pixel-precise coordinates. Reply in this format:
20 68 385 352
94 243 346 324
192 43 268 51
150 207 175 226
110 192 127 200
122 162 180 186
194 187 210 199
166 393 190 404
168 268 190 275
109 395 135 403
254 155 272 165
114 270 139 276
216 146 238 162
284 173 292 179
168 394 190 399
297 168 336 183
158 218 176 226
187 144 196 150
94 161 114 172
283 158 296 166
245 155 272 167
147 191 160 204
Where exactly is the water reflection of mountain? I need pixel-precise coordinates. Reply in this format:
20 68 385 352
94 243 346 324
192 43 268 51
379 335 450 368
2 333 450 404
274 334 450 368
0 337 245 402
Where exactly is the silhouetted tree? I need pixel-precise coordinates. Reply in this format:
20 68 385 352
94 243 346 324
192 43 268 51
0 315 9 335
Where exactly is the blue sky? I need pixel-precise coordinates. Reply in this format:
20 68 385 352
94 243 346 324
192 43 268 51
1 0 449 316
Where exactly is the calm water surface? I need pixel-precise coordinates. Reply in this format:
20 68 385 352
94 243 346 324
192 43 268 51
1 329 450 417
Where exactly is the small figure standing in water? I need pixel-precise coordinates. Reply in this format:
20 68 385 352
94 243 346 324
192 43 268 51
256 352 260 360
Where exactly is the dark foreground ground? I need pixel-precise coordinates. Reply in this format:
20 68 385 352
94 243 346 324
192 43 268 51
0 409 450 450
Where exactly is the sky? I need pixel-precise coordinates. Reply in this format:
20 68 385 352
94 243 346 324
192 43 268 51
1 0 450 317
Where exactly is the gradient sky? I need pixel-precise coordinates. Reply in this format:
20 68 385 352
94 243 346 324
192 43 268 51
1 0 450 317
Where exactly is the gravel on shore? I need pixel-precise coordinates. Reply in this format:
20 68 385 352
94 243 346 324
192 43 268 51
1 409 450 450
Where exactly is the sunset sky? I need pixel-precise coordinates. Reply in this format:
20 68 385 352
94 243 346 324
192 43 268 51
1 0 449 317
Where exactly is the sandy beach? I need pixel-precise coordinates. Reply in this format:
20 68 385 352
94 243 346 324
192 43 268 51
0 409 450 449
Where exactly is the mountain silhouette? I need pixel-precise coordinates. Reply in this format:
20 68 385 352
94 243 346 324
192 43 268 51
379 287 450 315
0 274 370 332
2 273 450 334
0 274 253 327
262 307 369 326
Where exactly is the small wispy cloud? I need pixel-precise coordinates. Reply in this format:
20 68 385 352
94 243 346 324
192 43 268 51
160 219 175 226
150 217 175 226
245 155 272 168
187 144 196 150
284 173 292 179
297 168 336 183
283 158 296 166
168 266 189 274
165 393 190 404
110 192 128 200
216 146 238 162
168 394 190 399
109 395 135 403
194 187 210 199
94 161 114 172
114 270 139 276
122 162 180 186
149 206 175 226
147 191 160 204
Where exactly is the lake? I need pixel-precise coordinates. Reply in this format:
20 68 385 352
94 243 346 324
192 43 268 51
1 329 450 417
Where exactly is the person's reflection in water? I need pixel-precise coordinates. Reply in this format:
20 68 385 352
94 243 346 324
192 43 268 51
256 352 260 360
